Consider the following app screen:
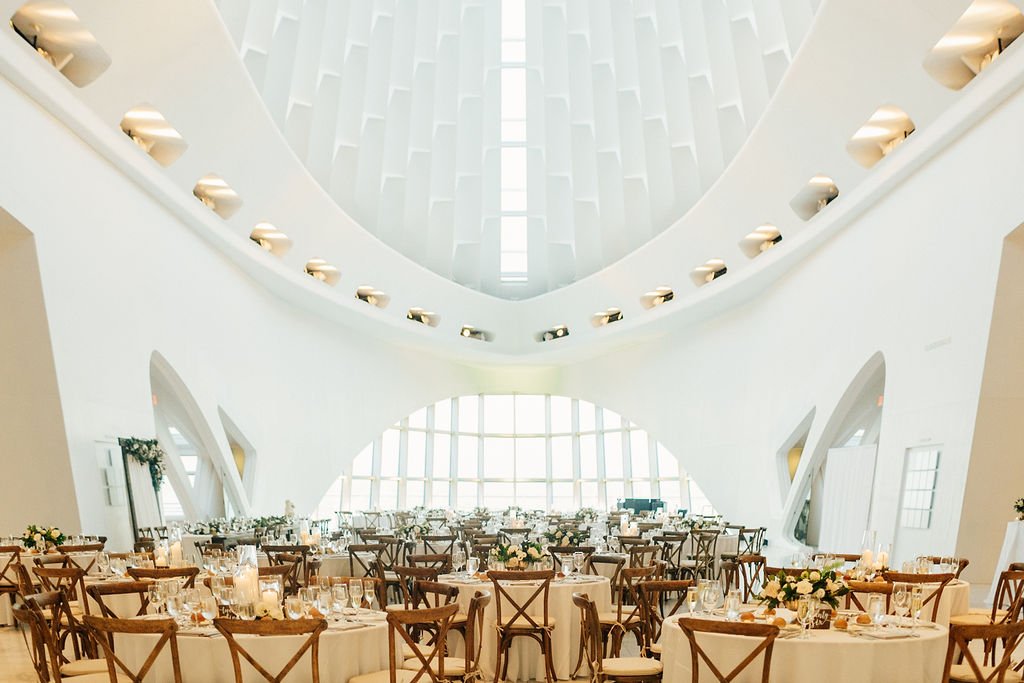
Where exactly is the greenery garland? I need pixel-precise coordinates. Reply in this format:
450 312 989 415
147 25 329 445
119 437 168 492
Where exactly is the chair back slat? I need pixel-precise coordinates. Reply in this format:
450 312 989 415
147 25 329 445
348 544 385 578
408 554 453 573
737 555 767 604
85 614 181 683
127 566 200 588
387 603 459 683
638 579 693 654
86 581 151 618
881 572 954 622
422 535 457 556
942 618 1024 683
489 569 554 631
214 617 327 683
844 580 894 613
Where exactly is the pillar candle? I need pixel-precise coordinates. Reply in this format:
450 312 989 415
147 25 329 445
236 565 259 604
169 542 182 564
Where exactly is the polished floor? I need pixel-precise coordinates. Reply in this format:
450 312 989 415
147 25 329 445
0 626 38 682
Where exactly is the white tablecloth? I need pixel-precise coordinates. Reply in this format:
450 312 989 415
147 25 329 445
116 618 391 683
660 614 947 683
929 579 970 626
442 575 612 682
988 521 1024 604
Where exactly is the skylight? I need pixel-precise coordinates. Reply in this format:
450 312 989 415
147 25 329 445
499 0 528 284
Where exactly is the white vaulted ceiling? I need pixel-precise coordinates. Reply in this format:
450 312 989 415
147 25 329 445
214 0 819 299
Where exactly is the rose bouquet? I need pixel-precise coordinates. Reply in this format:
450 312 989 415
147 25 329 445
490 541 545 569
757 567 849 609
543 528 587 547
21 525 65 551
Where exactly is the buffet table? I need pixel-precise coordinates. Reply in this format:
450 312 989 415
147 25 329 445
660 613 947 683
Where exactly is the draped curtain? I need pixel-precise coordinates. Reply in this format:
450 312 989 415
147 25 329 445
126 456 162 529
817 445 878 552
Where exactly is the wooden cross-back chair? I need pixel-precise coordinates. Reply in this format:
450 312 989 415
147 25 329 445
652 535 688 580
628 545 659 570
470 543 496 569
14 597 108 682
33 566 89 615
572 591 663 683
677 617 778 683
362 511 384 530
586 554 626 605
720 561 739 594
394 566 441 608
617 537 649 553
0 545 21 600
605 566 659 655
214 617 327 683
952 569 1024 628
408 579 467 646
942 620 1024 683
681 530 721 581
764 566 804 579
33 554 71 570
736 555 767 604
882 571 955 622
489 569 557 683
408 553 453 573
844 580 894 614
85 614 181 683
423 535 458 556
85 581 151 619
12 602 54 682
127 566 199 589
403 589 491 683
375 538 408 601
262 545 312 586
549 546 596 572
365 603 458 683
348 543 386 578
737 529 763 557
638 579 693 659
25 590 97 667
59 545 104 575
270 552 304 595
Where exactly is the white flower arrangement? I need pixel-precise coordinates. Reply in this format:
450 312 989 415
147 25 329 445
490 541 546 569
543 527 587 547
21 525 65 550
757 566 849 609
254 600 284 620
119 437 168 492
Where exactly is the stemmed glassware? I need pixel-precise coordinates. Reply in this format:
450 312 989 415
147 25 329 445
572 551 585 578
724 588 742 622
892 583 910 627
147 583 164 615
867 594 886 632
453 548 467 577
701 580 722 615
686 586 700 616
362 579 377 611
96 552 110 578
199 596 217 623
332 585 349 617
796 596 816 639
466 556 480 577
285 596 304 620
348 579 363 613
299 588 317 617
910 586 924 635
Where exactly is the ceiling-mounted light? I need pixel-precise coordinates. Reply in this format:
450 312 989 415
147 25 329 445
535 325 569 342
304 258 340 286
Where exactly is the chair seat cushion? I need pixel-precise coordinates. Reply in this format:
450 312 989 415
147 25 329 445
598 611 641 625
500 616 555 629
949 613 997 626
61 658 109 676
402 656 467 676
966 606 1008 617
649 642 662 654
350 669 422 683
66 674 132 683
948 664 1021 682
602 657 663 676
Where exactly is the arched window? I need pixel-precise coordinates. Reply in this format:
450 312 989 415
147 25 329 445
315 395 715 515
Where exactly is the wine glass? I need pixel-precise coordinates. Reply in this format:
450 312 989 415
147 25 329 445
867 594 886 632
702 581 721 614
892 583 910 626
348 579 363 612
318 575 331 592
572 552 585 577
796 596 815 639
147 583 164 615
299 588 317 617
466 556 480 577
362 579 377 610
165 594 184 626
96 552 110 578
199 596 217 623
316 589 333 619
285 597 304 620
686 586 700 616
332 585 349 617
453 548 467 576
109 558 126 578
182 589 200 626
910 586 924 635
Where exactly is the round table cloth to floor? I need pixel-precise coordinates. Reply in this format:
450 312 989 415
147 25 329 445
442 575 612 682
659 615 947 683
927 579 970 626
115 620 391 683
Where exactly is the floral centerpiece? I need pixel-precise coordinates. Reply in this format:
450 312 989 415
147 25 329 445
758 566 849 609
254 600 285 620
400 523 426 540
119 437 168 492
1015 498 1024 521
490 540 545 569
575 508 599 523
21 525 65 551
544 527 587 547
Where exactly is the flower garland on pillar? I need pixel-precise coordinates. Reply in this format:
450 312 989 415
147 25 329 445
119 437 168 492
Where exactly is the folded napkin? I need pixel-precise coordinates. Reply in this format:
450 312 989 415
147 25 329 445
857 628 915 640
768 608 796 624
328 621 370 631
180 626 219 637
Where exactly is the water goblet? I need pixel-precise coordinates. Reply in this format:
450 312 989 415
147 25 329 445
561 559 574 579
316 589 333 618
285 597 304 620
572 552 585 577
702 581 722 614
466 556 480 577
332 585 349 617
199 596 217 623
96 552 110 578
318 575 331 592
165 594 184 626
147 583 164 615
453 548 467 576
867 594 886 632
299 588 317 617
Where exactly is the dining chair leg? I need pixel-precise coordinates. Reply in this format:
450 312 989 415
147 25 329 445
542 632 556 683
570 631 586 678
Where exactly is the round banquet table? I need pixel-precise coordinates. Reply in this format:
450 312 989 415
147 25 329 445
659 613 947 683
441 574 612 682
115 616 392 683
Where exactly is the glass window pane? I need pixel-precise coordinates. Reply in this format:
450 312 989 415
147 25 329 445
689 479 715 515
659 480 682 512
456 481 478 509
352 443 373 477
406 480 425 507
458 436 478 477
516 481 546 509
484 395 515 434
500 252 528 275
433 434 451 477
407 432 426 478
630 431 650 477
578 401 596 432
483 481 515 509
381 431 400 477
501 216 528 251
483 438 515 478
659 447 679 478
632 479 652 498
581 481 600 507
434 400 452 431
458 396 479 433
502 0 525 38
606 480 624 507
515 395 546 434
580 435 597 478
350 479 371 510
500 146 527 188
603 409 621 430
551 482 574 511
431 480 450 508
604 433 623 478
501 120 527 141
408 408 427 430
501 40 526 63
550 397 571 433
551 436 572 479
515 438 546 478
379 480 399 509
